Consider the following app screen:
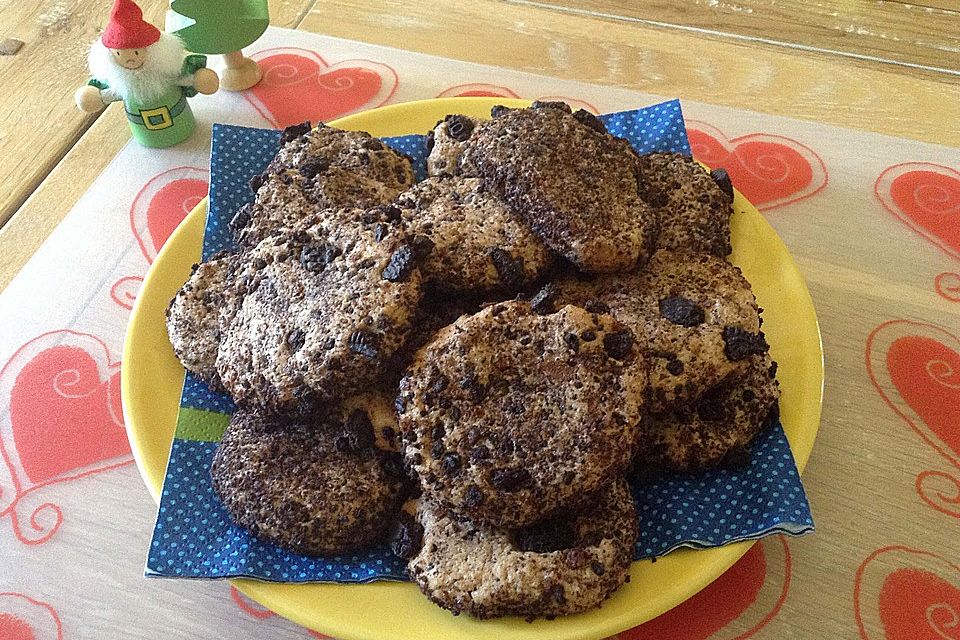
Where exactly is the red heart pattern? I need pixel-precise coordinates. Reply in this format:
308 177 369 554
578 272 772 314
686 121 827 211
110 276 143 311
866 320 960 468
1 331 129 487
875 163 960 260
617 536 790 640
935 273 960 302
245 47 398 129
0 592 62 640
855 546 960 639
129 167 208 263
915 470 960 519
436 83 599 113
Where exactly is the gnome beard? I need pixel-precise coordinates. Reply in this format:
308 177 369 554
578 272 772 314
88 32 188 105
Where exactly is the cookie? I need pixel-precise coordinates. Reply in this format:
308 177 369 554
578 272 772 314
232 168 399 248
551 249 765 413
457 102 657 273
426 114 478 177
396 300 646 528
405 478 637 619
210 408 408 555
215 207 423 410
638 152 733 257
639 353 780 472
166 252 243 385
396 176 552 292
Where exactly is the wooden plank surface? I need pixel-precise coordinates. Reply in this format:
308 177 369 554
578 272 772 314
0 0 313 228
515 0 960 76
302 0 960 145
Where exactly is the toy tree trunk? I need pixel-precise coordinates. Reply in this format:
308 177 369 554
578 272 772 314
167 0 269 91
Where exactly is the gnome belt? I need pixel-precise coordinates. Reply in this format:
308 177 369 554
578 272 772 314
125 92 187 130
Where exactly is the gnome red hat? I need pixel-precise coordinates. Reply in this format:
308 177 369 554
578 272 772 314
100 0 161 49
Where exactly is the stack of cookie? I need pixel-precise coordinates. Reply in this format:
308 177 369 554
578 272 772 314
165 101 779 619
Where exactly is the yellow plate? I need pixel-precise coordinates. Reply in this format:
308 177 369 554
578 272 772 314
122 97 823 640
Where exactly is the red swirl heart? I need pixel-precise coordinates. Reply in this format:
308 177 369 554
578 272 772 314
867 320 960 467
129 167 208 263
686 121 827 211
1 331 129 486
935 273 960 302
245 47 398 129
855 546 960 639
0 592 62 640
618 536 790 640
436 83 598 113
876 163 960 260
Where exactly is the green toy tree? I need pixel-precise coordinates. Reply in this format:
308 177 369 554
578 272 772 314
166 0 269 91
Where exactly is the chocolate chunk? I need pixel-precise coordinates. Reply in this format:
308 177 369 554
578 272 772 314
564 332 580 352
335 409 375 453
583 299 610 314
248 172 267 193
374 223 389 242
390 512 424 559
603 329 635 360
590 561 606 576
471 445 490 462
441 453 461 474
464 484 484 507
659 296 705 327
348 329 380 359
550 585 567 605
710 167 734 200
531 100 572 113
286 329 305 351
742 388 756 402
382 204 402 222
300 242 340 272
431 441 445 458
564 548 588 569
722 327 769 361
488 247 524 287
425 128 436 154
489 467 531 492
382 245 416 282
573 108 606 133
431 423 445 441
666 358 684 375
530 284 556 315
580 330 597 342
514 517 577 553
490 105 513 118
279 121 311 145
299 158 329 180
444 114 475 141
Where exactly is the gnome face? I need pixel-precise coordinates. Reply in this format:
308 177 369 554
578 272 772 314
111 47 146 70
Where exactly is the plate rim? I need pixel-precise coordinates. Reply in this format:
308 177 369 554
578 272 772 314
122 96 823 640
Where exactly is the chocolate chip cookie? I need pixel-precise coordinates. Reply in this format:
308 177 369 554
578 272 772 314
457 102 658 273
638 152 733 257
639 353 780 472
166 252 243 385
396 176 552 292
396 300 646 528
552 249 766 413
210 408 408 555
215 207 423 410
406 478 637 619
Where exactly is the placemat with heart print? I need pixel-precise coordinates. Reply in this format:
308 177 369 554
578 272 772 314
145 101 814 582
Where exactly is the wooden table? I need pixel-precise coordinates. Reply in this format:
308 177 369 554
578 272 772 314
2 1 958 638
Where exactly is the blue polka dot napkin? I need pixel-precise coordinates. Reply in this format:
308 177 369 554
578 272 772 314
146 99 814 582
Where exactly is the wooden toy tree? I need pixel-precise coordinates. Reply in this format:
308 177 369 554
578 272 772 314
166 0 269 91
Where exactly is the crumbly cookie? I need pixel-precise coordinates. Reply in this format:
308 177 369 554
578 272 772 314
232 167 399 248
266 122 416 192
210 408 408 555
457 102 657 273
396 300 646 528
426 115 478 177
638 152 733 257
166 252 243 385
215 207 423 410
638 353 780 472
551 249 765 413
396 176 552 292
405 478 637 619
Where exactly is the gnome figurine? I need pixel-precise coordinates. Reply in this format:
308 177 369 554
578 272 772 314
75 0 219 148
